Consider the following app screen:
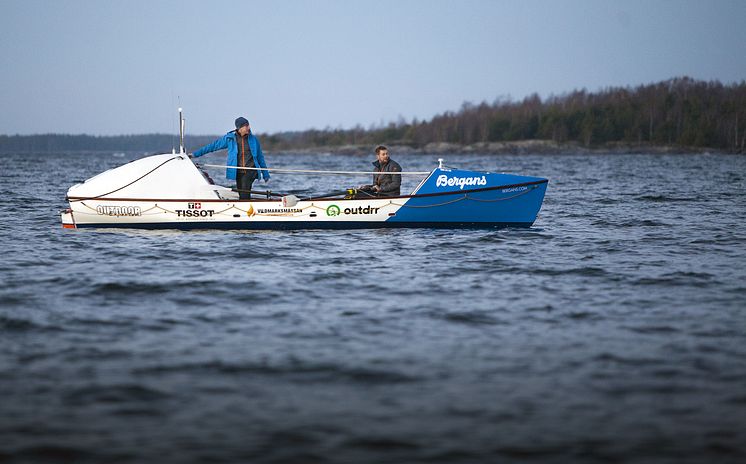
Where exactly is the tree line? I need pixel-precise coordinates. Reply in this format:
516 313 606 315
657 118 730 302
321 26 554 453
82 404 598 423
264 77 746 153
2 77 744 154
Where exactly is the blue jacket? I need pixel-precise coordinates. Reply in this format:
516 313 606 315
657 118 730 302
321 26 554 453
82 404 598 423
192 131 270 181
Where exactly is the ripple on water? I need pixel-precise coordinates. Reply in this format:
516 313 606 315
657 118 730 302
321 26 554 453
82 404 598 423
132 359 421 385
62 384 171 406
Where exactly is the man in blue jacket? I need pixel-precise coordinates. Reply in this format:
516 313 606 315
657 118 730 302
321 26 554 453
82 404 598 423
192 117 270 199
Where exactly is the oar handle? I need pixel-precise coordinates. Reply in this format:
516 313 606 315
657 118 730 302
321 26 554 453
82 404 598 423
231 188 284 198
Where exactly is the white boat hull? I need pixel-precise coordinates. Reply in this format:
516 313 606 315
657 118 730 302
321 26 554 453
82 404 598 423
62 197 402 229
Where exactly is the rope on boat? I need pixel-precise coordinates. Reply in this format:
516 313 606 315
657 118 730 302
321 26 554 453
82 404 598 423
73 181 539 221
200 164 430 176
76 184 538 217
69 155 184 202
78 201 164 216
463 184 540 202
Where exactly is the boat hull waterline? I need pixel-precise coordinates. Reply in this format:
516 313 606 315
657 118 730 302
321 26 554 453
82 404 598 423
60 154 548 230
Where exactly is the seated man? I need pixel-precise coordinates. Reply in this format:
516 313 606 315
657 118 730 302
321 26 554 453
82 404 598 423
356 145 402 198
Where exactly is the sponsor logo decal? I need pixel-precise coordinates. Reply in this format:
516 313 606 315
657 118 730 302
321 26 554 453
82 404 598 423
96 205 142 216
436 174 487 190
176 202 214 217
502 186 529 193
175 209 214 217
326 204 380 217
247 204 303 217
257 208 303 214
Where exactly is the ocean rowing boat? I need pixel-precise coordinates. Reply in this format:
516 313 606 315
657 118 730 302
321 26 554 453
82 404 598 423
60 111 548 230
60 153 548 230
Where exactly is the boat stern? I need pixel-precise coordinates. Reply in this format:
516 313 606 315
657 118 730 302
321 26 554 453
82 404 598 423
61 208 76 229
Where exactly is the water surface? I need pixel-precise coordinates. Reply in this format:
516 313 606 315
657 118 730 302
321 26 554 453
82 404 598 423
1 151 745 463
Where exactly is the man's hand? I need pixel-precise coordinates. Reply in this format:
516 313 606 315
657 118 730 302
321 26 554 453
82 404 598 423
372 185 381 192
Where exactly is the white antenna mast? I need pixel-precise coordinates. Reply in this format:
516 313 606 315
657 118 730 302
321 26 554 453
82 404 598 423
178 107 185 154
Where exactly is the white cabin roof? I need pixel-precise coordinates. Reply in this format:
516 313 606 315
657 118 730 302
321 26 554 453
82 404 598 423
67 153 235 200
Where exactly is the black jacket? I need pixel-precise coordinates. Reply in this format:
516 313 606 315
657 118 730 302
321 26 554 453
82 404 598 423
372 159 402 196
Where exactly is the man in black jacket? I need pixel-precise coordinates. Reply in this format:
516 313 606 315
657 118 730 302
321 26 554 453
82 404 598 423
357 145 402 197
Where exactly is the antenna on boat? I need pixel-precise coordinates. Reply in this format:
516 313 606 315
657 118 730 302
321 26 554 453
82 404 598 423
178 107 185 154
438 158 444 168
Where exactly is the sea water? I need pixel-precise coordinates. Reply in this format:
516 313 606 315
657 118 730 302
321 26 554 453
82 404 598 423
1 151 745 463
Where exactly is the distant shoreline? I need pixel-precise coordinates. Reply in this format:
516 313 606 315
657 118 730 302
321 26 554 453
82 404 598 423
0 139 734 156
272 140 731 156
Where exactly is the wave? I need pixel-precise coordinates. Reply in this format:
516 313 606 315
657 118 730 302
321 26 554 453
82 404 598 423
63 384 170 406
0 445 101 463
632 271 715 287
0 315 60 332
133 360 420 384
635 194 697 203
433 310 506 326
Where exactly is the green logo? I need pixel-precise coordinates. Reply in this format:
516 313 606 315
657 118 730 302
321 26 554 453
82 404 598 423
326 204 341 217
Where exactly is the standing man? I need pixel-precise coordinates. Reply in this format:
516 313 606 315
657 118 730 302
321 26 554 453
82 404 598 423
357 145 402 197
191 117 269 199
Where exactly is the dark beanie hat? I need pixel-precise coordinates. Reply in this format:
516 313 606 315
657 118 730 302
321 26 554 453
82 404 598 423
235 117 249 129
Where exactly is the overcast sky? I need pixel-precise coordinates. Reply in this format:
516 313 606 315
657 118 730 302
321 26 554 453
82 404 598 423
1 0 744 136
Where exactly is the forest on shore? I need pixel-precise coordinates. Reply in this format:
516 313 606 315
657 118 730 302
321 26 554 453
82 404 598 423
2 77 744 154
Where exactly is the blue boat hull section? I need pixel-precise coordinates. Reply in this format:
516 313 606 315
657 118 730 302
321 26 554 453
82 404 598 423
390 168 548 225
414 168 546 195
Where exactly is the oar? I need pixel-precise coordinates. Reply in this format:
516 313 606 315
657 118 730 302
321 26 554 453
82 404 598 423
231 188 284 199
232 187 364 201
304 189 355 200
